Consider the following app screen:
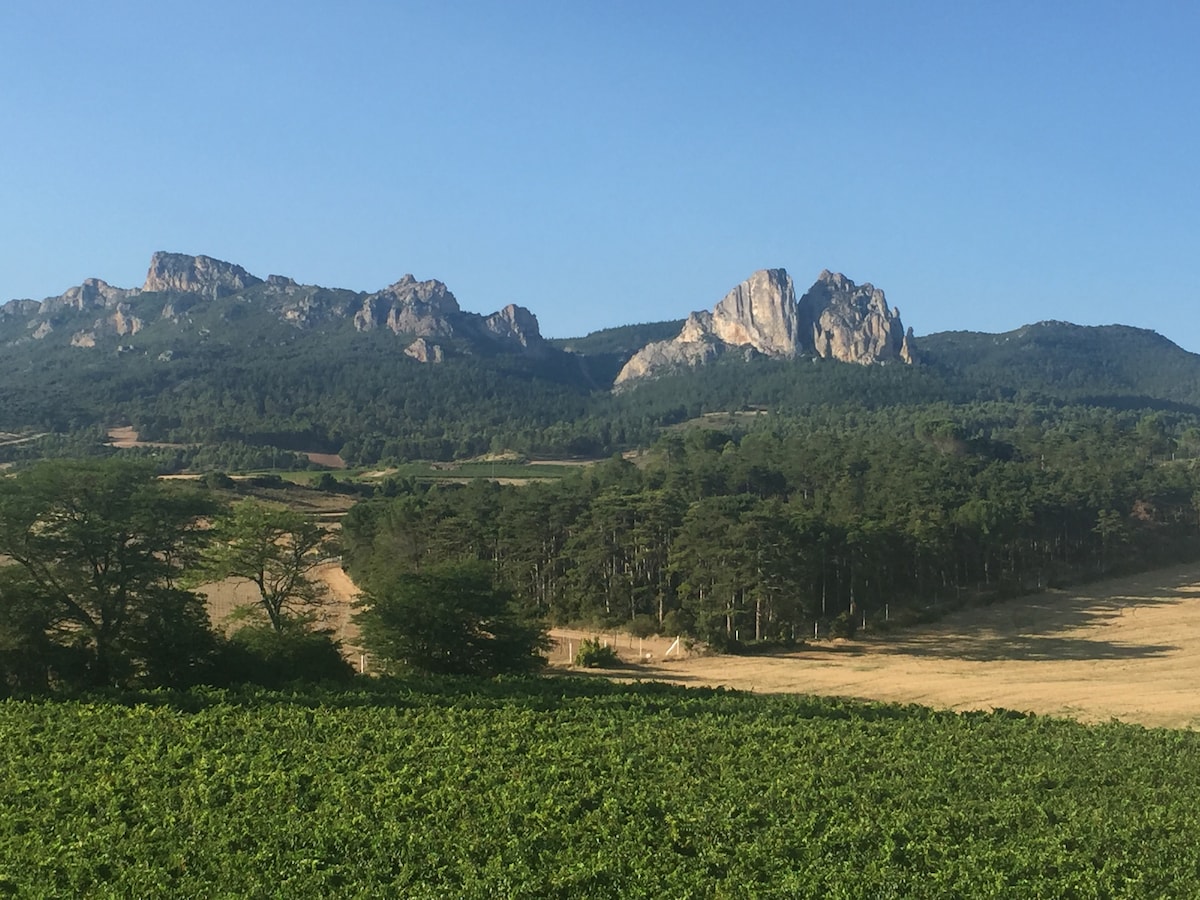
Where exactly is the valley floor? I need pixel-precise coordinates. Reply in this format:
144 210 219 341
206 560 1200 729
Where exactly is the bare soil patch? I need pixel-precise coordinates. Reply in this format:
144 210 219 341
201 561 364 656
106 426 188 450
304 452 346 469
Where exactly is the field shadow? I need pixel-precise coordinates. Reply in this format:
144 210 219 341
871 632 1177 662
856 568 1200 662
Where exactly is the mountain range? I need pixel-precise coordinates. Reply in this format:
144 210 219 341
2 252 919 378
3 251 1200 464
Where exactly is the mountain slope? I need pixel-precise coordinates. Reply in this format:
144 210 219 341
919 322 1200 408
6 253 1200 466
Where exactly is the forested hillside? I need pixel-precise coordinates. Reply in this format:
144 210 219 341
5 255 1200 468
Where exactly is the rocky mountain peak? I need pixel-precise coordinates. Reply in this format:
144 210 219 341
142 252 263 297
710 268 799 357
615 267 916 385
798 271 910 365
483 304 542 347
353 276 461 336
45 278 138 314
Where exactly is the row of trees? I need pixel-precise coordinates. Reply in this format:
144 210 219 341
342 405 1200 644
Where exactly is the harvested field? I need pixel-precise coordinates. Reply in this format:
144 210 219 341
204 560 1200 728
304 452 346 469
105 426 188 450
562 562 1200 729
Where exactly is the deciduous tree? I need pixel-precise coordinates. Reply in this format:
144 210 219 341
0 459 216 688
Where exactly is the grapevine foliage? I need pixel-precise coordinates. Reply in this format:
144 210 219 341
0 680 1196 897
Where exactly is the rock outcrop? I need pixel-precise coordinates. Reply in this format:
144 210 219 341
614 313 725 383
708 268 800 356
481 303 542 347
615 270 797 385
41 278 139 314
1 251 550 359
353 275 461 337
111 304 143 336
404 337 445 363
798 270 910 365
142 252 263 297
615 268 915 385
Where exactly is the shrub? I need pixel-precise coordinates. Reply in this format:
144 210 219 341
828 610 860 639
574 638 620 668
659 608 694 637
629 614 659 639
218 624 355 688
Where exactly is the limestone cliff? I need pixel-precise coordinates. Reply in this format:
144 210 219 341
42 278 139 314
353 275 460 337
481 304 542 348
708 269 799 356
615 267 915 385
142 252 263 296
404 337 445 363
1 251 550 359
798 270 912 365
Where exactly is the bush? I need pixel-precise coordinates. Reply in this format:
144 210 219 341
217 624 355 688
828 610 860 639
574 638 620 668
628 614 659 639
660 609 694 637
201 471 236 491
355 561 548 677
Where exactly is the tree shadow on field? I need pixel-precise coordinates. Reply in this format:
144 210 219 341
874 631 1177 662
863 564 1200 663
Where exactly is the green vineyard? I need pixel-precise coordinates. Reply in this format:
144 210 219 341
2 678 1198 898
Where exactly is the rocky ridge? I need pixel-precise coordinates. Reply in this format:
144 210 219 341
142 252 263 296
615 268 915 385
0 252 543 359
1 254 918 383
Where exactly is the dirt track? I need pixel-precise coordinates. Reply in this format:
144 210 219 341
207 560 1200 729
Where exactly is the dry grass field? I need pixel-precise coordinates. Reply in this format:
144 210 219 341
547 563 1200 729
203 560 1200 729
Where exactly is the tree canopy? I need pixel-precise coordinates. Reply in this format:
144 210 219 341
355 561 548 676
0 459 216 688
195 500 336 633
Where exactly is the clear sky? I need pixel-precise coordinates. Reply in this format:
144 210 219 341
3 2 1198 350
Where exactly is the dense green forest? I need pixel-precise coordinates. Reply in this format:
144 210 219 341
342 402 1200 643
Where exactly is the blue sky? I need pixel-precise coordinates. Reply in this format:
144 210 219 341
3 2 1198 350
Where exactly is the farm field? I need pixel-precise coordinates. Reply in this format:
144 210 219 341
2 679 1200 897
554 563 1200 729
206 560 1200 729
